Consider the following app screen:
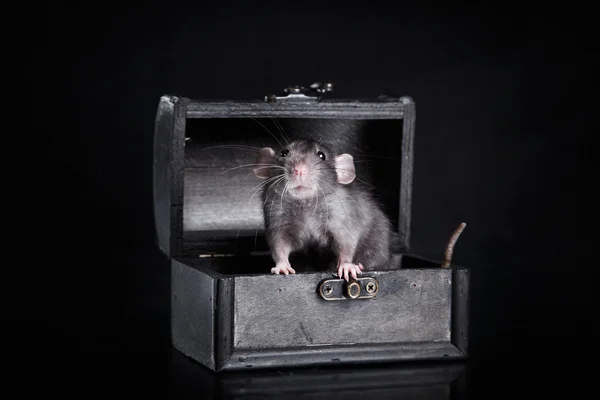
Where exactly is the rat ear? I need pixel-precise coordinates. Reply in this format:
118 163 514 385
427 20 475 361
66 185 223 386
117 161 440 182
253 147 276 179
334 153 356 184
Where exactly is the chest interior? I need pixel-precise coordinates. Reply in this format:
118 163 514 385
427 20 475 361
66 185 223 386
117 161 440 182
181 116 406 274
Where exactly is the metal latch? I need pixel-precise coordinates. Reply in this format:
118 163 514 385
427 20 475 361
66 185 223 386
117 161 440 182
198 253 235 258
318 276 379 301
265 82 334 103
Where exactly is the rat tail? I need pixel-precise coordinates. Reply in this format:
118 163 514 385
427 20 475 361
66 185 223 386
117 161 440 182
441 222 467 268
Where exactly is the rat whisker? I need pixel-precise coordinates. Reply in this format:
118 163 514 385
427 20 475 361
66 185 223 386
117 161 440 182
234 174 284 241
281 179 292 210
316 167 385 194
220 163 285 175
252 166 287 171
244 165 286 179
315 176 352 218
232 173 285 210
199 145 263 152
253 177 283 249
251 117 288 147
311 180 320 217
254 225 260 250
264 178 286 225
246 173 286 207
314 181 330 229
246 180 269 207
268 195 277 231
271 177 285 209
246 177 285 245
263 177 285 208
270 117 291 143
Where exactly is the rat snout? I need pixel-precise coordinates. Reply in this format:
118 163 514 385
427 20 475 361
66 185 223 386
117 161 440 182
293 163 308 176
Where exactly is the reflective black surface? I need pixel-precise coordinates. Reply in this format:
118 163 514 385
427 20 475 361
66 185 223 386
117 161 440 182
27 0 590 397
21 247 582 397
171 348 467 399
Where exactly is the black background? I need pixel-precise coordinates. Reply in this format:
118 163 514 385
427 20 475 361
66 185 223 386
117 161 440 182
27 1 591 397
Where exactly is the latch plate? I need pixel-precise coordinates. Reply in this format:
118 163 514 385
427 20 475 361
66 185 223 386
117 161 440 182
318 276 379 301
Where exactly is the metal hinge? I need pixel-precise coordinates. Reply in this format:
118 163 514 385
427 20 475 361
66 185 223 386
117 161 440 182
265 82 334 103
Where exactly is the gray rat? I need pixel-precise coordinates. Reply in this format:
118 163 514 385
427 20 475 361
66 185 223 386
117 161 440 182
253 138 392 282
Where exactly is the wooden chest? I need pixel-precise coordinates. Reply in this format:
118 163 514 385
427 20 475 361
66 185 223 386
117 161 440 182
153 83 470 372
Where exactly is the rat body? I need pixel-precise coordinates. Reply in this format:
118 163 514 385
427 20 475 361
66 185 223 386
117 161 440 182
253 139 392 281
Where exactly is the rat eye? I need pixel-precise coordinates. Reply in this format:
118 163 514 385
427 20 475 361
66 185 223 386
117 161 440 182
280 149 289 157
317 151 326 160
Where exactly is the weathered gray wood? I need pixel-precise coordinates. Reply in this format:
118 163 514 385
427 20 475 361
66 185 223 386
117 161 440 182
171 259 216 370
170 253 469 371
172 98 187 204
215 276 235 371
223 342 464 371
152 95 187 257
153 95 175 255
451 268 470 354
399 97 416 251
170 98 187 256
183 168 265 233
232 269 452 349
186 100 405 119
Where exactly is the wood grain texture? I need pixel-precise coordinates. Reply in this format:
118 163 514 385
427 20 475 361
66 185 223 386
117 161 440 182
171 258 216 370
451 268 470 354
153 95 175 255
223 341 464 371
232 269 452 349
186 100 405 119
169 254 469 372
399 99 415 251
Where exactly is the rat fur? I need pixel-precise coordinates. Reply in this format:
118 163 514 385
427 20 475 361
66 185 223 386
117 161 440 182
253 138 392 281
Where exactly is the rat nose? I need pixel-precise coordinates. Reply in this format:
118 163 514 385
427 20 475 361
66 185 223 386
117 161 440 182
294 163 308 176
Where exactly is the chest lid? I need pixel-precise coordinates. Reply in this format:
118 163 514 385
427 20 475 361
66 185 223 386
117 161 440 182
153 83 416 259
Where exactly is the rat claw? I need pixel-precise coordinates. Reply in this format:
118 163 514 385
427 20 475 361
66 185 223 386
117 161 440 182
338 262 362 282
271 263 295 275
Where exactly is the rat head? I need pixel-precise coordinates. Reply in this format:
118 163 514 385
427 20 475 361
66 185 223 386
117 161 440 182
253 139 356 200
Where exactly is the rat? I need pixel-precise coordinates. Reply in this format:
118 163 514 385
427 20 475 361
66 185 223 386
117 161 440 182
252 138 392 282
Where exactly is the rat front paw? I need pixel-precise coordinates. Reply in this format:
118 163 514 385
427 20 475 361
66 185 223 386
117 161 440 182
337 262 364 281
271 261 296 275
